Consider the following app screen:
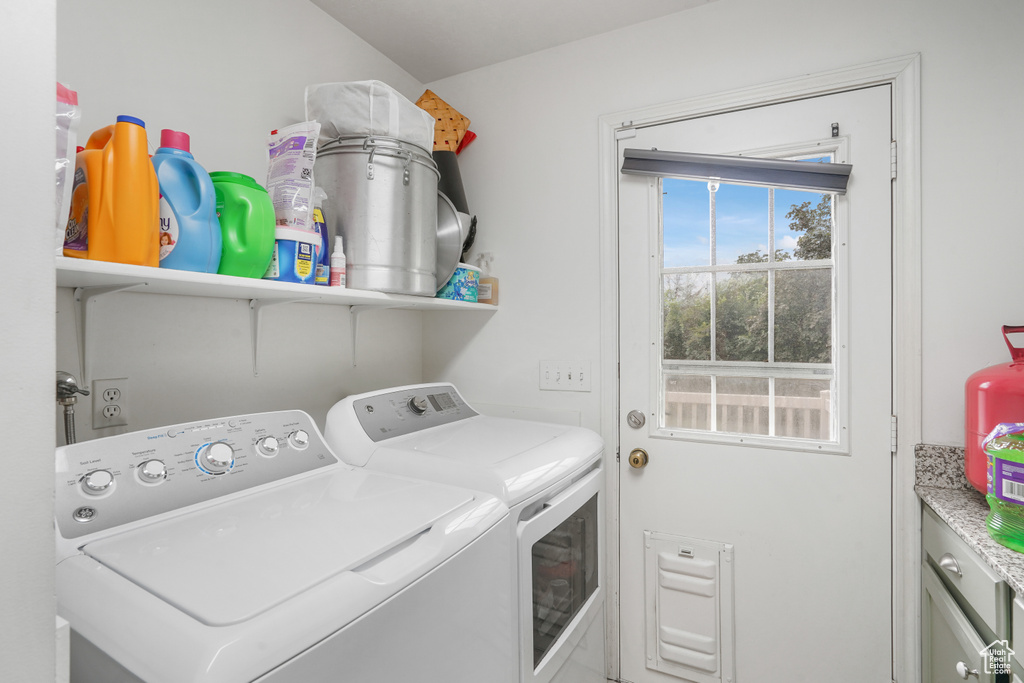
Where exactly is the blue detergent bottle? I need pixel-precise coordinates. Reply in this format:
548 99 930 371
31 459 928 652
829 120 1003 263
153 129 222 273
312 187 330 286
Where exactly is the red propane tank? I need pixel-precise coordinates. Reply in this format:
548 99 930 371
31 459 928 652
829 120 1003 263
965 325 1024 493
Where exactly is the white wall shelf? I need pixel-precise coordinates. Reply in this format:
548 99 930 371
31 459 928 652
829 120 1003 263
57 257 496 379
56 257 496 312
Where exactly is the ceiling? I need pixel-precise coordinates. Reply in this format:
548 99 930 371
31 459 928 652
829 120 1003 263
311 0 716 82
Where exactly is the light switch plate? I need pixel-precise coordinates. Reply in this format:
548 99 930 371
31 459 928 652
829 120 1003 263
539 360 591 392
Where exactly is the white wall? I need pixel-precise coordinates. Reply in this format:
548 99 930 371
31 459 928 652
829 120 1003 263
54 290 423 440
0 2 57 681
57 0 424 181
423 0 1024 447
55 0 429 442
25 0 1024 676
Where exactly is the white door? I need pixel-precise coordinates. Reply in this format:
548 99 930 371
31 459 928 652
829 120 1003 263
618 85 893 683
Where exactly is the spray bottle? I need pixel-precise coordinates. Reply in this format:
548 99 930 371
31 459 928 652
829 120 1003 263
329 236 346 288
473 252 499 305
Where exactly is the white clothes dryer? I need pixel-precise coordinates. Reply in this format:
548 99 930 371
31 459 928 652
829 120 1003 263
55 410 515 683
325 384 607 683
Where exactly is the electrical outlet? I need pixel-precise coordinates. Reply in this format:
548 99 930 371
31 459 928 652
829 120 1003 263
92 378 129 429
539 361 592 392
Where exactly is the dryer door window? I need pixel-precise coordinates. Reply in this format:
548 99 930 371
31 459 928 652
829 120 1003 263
530 493 599 667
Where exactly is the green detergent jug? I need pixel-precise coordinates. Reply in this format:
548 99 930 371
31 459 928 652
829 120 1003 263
210 172 275 278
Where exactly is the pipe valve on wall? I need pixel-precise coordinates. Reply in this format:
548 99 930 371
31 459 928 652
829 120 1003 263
56 371 89 445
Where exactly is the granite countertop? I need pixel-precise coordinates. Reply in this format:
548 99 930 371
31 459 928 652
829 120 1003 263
916 444 1024 596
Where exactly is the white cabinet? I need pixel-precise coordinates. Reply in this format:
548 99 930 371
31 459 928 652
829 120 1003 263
1013 597 1024 679
922 506 1012 682
922 563 995 682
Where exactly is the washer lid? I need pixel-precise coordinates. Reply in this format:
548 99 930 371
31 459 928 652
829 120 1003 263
81 468 474 626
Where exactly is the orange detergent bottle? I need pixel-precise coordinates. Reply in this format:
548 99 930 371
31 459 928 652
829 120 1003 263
63 115 160 266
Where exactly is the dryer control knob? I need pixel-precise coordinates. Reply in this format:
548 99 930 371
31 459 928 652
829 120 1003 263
288 430 309 449
138 459 167 483
408 396 429 415
256 436 280 457
82 469 114 495
199 442 234 473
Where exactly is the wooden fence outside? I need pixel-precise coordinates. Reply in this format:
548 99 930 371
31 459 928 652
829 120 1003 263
664 390 831 440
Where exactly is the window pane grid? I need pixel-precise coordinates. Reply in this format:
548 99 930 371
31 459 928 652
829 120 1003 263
768 188 775 366
664 364 832 377
660 158 837 443
664 259 832 276
664 373 835 440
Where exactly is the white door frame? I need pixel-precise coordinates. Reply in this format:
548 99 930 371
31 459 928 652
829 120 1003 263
597 54 921 682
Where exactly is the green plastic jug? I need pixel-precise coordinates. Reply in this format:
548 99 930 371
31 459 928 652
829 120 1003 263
210 172 275 278
985 423 1024 553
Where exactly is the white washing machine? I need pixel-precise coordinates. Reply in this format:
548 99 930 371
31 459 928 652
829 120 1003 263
55 410 515 683
324 383 606 683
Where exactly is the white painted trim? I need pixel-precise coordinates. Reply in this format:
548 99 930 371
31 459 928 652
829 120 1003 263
597 94 623 682
605 54 920 133
598 53 922 683
891 53 923 683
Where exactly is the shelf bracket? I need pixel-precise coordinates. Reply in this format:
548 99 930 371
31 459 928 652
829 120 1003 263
249 298 316 376
350 304 402 367
74 283 147 386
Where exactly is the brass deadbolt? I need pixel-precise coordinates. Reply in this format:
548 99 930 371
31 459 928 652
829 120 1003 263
628 448 649 469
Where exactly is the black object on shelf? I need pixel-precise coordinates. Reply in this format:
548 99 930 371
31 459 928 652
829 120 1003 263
462 214 477 262
433 151 469 214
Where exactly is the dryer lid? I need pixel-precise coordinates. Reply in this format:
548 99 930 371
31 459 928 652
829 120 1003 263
81 469 475 626
373 416 604 506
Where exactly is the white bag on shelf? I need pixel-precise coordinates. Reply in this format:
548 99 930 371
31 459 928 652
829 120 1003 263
56 83 81 255
304 80 435 151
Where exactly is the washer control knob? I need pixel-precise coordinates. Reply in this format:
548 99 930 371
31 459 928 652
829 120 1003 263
256 436 280 457
82 469 114 495
408 396 429 415
288 430 309 449
138 459 167 483
200 442 234 473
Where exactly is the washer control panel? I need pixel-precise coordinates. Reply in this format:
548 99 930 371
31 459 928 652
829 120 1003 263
352 384 478 442
55 410 336 539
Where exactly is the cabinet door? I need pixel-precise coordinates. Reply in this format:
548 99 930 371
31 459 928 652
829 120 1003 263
1014 596 1024 681
923 563 994 682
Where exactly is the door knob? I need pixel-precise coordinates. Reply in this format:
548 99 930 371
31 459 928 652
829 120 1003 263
628 448 649 469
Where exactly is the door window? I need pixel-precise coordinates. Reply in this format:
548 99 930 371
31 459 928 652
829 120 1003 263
660 155 838 444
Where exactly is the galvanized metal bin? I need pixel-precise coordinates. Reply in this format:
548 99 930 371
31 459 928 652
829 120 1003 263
314 136 439 296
